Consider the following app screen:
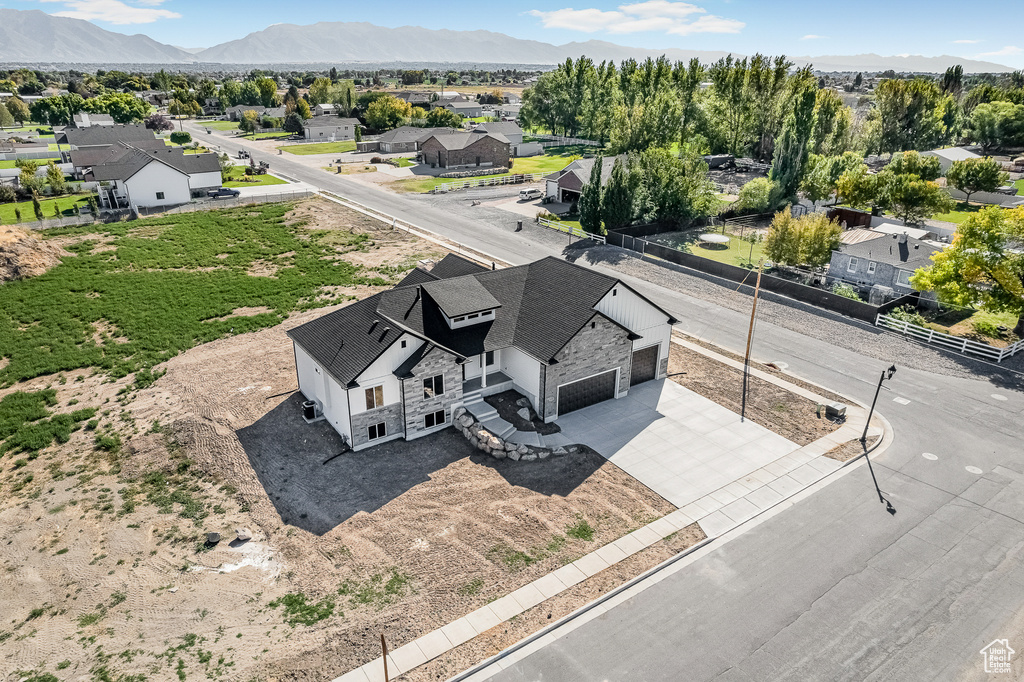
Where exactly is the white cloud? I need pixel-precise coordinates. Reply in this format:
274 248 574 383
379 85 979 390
952 39 982 44
801 34 826 40
975 45 1023 58
529 1 743 35
39 0 180 24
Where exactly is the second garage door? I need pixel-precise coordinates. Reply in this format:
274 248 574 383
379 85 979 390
630 345 659 386
557 370 617 416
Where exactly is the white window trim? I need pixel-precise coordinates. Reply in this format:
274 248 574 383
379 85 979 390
847 257 859 273
867 261 877 275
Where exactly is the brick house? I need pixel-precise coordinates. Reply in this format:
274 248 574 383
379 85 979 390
419 131 510 170
287 254 676 450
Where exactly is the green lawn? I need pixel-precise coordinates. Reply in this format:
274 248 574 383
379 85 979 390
202 120 240 131
1015 179 1024 196
930 202 987 225
222 166 288 188
0 160 21 169
0 194 91 225
278 140 357 155
646 229 768 269
247 131 292 140
0 126 53 134
0 203 398 386
392 151 581 193
394 157 416 168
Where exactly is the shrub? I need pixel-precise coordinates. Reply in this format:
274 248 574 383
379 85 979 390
169 131 192 145
831 282 861 300
0 185 15 203
887 304 927 327
971 312 1011 339
369 156 384 164
737 177 777 213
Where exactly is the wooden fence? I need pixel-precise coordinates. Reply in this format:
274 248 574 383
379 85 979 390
537 217 605 243
875 313 1024 363
434 173 543 193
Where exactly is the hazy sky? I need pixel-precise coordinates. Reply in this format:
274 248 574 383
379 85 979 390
7 0 1023 67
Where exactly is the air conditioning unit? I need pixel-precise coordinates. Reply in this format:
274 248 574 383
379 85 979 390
825 402 847 421
302 400 323 423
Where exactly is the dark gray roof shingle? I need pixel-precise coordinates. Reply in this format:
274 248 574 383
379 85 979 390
422 277 502 317
839 234 941 270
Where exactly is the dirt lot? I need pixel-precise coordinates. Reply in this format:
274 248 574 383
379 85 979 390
667 342 843 446
0 200 677 682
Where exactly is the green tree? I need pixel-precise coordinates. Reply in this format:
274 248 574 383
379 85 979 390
578 155 604 235
283 112 305 134
6 97 30 124
295 99 312 120
708 55 752 156
308 77 332 106
836 164 879 211
0 102 14 129
911 207 1024 335
945 157 1010 204
219 79 241 109
810 89 852 155
424 107 462 128
737 177 777 213
886 150 942 181
871 78 955 153
239 81 262 106
29 94 85 126
764 210 802 265
330 81 356 116
18 160 44 194
82 92 149 123
800 152 863 208
768 70 817 202
764 210 842 267
630 147 717 226
32 191 43 222
746 54 793 161
218 153 233 182
969 101 1024 152
169 131 192 145
45 162 66 195
877 172 955 224
256 77 279 108
365 95 412 131
600 157 634 231
239 109 261 136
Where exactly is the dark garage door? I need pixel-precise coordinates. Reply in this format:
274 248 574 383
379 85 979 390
557 370 617 416
630 345 659 386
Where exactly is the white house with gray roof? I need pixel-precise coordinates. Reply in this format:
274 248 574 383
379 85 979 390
287 254 676 450
82 142 222 209
303 116 361 141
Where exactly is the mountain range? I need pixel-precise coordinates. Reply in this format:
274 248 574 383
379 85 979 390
0 9 1014 73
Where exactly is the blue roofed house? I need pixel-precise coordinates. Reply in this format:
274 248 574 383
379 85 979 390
287 255 676 450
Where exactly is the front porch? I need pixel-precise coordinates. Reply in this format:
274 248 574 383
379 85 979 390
462 370 513 398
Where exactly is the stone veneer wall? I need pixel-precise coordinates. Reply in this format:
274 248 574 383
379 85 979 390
350 402 404 450
539 315 634 420
659 355 669 379
401 347 463 439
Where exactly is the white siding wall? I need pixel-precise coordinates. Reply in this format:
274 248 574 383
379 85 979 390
294 343 351 442
595 284 673 372
500 346 541 407
350 334 424 416
123 161 190 207
188 170 222 190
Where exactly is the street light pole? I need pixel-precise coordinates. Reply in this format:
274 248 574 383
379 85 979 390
861 364 896 445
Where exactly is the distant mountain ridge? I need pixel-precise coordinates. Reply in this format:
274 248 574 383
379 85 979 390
0 9 1014 73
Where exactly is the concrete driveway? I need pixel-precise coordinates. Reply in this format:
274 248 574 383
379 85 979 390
555 379 800 507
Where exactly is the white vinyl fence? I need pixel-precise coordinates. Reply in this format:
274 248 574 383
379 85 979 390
537 216 605 244
876 313 1024 363
434 173 543 193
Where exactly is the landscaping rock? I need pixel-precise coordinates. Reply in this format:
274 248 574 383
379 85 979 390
538 449 550 459
516 407 530 420
458 414 474 428
507 450 521 461
521 452 538 462
454 406 466 419
552 446 568 457
235 528 252 542
491 448 507 459
517 444 529 455
487 436 503 451
516 398 530 408
206 532 220 545
504 442 517 452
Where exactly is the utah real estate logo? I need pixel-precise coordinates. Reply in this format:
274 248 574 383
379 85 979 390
980 639 1015 674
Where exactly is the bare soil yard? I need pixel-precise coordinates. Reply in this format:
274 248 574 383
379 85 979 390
0 199 677 682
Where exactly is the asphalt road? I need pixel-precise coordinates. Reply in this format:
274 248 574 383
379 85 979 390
195 125 1024 680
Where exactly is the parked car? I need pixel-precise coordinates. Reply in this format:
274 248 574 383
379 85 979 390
518 188 543 201
207 188 240 199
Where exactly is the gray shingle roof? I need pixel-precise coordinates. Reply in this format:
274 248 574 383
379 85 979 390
422 277 502 317
376 126 456 145
83 142 220 181
57 124 156 147
430 253 489 278
421 132 509 151
304 117 360 128
839 234 941 270
473 122 522 137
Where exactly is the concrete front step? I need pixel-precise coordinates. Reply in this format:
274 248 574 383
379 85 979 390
479 415 513 435
505 430 542 447
540 432 571 448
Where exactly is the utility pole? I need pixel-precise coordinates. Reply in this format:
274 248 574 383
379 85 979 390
381 633 389 682
741 259 764 421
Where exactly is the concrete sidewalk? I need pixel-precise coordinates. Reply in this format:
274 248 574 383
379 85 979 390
330 339 888 682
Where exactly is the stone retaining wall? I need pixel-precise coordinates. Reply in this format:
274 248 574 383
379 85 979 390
453 407 578 462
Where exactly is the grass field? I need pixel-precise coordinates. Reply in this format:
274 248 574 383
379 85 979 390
0 203 392 386
0 194 91 225
930 202 987 225
248 131 293 140
202 120 240 131
222 166 288 187
391 151 579 193
0 160 21 169
1015 179 1023 196
647 229 767 269
278 140 356 155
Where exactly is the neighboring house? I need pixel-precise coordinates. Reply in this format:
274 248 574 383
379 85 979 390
287 254 676 450
495 104 521 120
419 132 509 170
314 103 336 116
473 121 523 145
367 126 455 153
442 101 484 118
870 222 935 241
433 91 463 101
503 93 522 105
921 146 980 172
302 117 361 141
827 233 942 298
394 91 432 106
224 105 266 122
544 155 624 204
81 142 222 209
201 98 222 116
70 113 115 128
57 124 157 149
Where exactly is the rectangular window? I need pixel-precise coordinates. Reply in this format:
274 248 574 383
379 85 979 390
485 351 495 367
364 385 384 410
367 422 387 440
867 261 877 275
847 257 859 273
896 270 912 286
424 410 446 429
156 192 165 200
454 316 466 322
468 313 479 319
423 374 444 399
